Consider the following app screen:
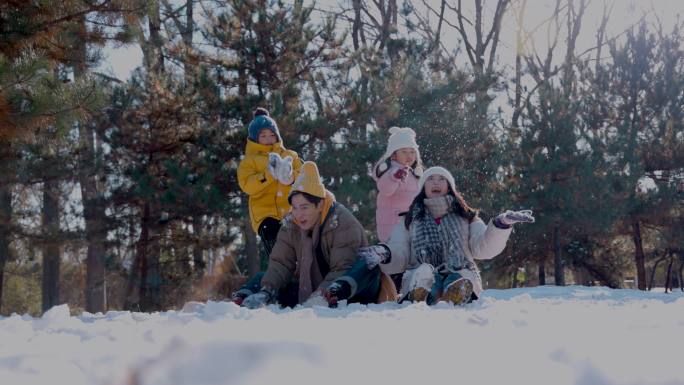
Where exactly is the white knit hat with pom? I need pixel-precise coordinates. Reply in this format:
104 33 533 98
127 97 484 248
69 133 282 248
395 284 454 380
383 126 419 159
374 127 421 176
418 166 456 193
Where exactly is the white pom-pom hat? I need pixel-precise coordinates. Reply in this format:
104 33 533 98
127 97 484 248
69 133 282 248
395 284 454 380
385 126 419 158
374 126 422 176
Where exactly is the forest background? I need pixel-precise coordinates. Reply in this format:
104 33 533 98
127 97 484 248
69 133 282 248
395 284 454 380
0 0 682 315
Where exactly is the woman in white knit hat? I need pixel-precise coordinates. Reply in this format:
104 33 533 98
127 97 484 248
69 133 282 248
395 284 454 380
372 127 424 243
357 166 535 305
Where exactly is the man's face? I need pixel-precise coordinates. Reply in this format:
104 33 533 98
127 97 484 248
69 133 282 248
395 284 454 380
291 194 323 230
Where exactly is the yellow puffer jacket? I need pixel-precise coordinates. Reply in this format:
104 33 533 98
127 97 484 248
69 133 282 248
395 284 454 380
237 140 302 232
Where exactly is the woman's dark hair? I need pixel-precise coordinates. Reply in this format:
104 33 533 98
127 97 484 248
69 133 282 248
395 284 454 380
254 107 270 117
288 191 323 205
404 185 477 228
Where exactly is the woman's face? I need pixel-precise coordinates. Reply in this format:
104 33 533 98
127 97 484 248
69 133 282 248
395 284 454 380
391 147 417 167
424 174 449 198
257 129 277 145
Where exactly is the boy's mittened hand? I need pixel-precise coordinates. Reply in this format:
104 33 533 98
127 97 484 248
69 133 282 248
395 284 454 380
277 156 294 184
268 153 281 178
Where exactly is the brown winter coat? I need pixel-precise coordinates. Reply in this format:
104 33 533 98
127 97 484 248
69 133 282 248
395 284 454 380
260 196 368 303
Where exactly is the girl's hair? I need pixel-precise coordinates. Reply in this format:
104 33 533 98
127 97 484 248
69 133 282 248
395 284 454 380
404 185 477 228
374 152 423 179
288 191 323 205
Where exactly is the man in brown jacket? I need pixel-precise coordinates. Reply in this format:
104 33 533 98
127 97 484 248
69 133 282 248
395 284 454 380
233 161 381 309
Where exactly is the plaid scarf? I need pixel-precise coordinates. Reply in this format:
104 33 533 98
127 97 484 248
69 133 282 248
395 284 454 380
410 196 468 271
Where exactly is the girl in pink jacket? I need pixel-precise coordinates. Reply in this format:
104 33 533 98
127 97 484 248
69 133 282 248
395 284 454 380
373 127 423 243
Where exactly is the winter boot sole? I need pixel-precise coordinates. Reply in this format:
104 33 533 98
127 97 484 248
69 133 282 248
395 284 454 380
409 287 430 302
442 279 473 305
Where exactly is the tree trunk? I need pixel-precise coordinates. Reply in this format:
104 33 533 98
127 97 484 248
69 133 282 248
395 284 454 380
553 224 565 285
0 179 11 314
648 253 667 291
148 1 165 75
351 0 363 50
133 0 165 312
124 250 142 311
676 256 684 292
125 202 160 312
41 179 61 312
512 0 526 127
74 16 107 313
664 251 674 293
81 140 107 313
538 260 546 285
83 192 107 313
631 220 647 290
182 0 195 82
192 215 205 279
139 202 162 311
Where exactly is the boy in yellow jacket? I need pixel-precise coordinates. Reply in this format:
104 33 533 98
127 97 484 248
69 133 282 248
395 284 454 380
237 108 302 257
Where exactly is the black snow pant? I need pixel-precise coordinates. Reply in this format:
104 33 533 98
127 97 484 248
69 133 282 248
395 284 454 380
257 217 281 257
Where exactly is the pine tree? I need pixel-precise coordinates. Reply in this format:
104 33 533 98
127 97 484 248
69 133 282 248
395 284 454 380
601 21 684 289
0 0 118 313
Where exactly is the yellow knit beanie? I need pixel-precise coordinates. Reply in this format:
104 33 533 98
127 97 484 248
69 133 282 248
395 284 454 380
289 161 326 199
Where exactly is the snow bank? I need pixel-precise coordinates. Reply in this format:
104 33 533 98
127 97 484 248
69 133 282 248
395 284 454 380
1 286 683 385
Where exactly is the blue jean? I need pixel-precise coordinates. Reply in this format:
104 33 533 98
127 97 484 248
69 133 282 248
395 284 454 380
333 258 382 304
426 271 477 305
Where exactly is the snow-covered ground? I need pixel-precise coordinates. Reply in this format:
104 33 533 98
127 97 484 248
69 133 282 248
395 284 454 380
1 286 683 385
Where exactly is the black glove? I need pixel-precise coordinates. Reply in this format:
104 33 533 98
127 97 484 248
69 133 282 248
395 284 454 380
325 281 352 308
242 286 276 309
231 289 252 306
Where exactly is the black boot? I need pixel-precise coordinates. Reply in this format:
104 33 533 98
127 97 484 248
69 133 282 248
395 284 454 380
325 281 352 308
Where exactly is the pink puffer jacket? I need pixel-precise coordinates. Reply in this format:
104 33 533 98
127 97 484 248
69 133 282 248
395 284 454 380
373 161 420 242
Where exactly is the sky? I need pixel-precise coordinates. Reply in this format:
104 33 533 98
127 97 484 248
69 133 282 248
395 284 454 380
99 0 684 81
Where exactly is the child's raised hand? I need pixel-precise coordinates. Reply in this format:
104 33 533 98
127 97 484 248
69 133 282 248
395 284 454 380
277 156 294 185
392 166 408 181
268 153 281 178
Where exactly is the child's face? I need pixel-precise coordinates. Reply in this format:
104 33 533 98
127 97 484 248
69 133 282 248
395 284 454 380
424 175 449 198
257 129 277 145
391 147 417 166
